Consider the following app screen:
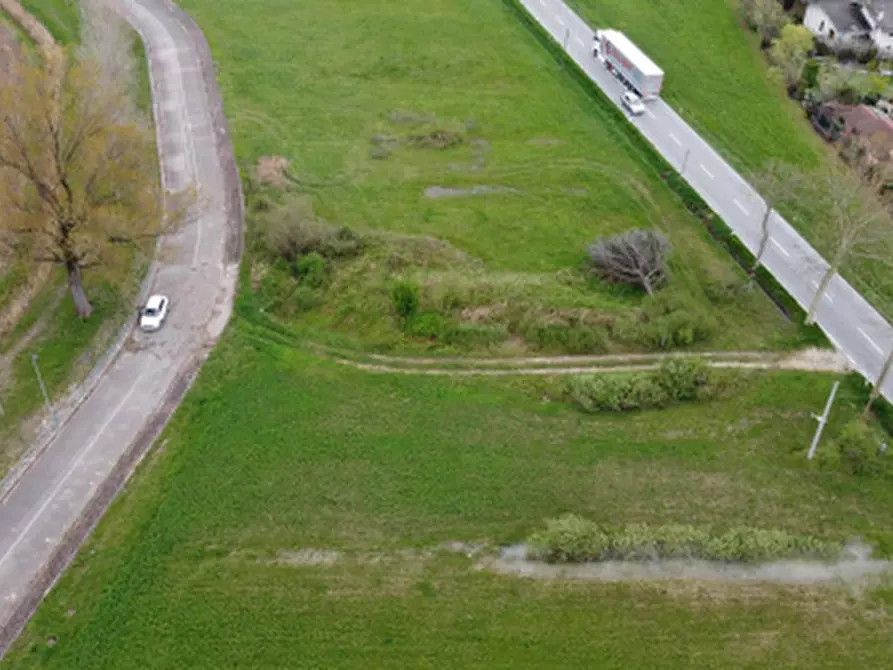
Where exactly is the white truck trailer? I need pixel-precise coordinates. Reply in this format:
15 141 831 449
594 29 664 101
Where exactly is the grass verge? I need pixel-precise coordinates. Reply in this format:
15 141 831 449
5 322 893 668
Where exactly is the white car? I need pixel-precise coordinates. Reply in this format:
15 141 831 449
620 91 646 116
140 294 170 332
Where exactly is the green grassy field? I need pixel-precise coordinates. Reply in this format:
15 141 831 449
186 0 799 355
20 0 78 44
7 326 893 669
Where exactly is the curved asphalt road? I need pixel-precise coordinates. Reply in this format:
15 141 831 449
524 0 893 400
0 0 240 652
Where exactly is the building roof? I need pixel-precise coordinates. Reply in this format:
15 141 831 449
811 0 872 33
823 102 893 153
863 0 893 32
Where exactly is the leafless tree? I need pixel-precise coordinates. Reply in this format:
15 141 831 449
751 160 801 272
794 162 893 324
587 229 671 296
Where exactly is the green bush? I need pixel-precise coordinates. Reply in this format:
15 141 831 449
257 197 363 262
293 252 328 288
406 310 455 340
569 359 712 413
293 285 322 312
613 294 716 350
392 281 420 319
569 373 670 412
834 419 885 476
527 515 839 564
656 358 710 402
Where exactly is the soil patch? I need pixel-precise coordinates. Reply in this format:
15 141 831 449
481 543 893 587
425 185 519 199
255 155 291 187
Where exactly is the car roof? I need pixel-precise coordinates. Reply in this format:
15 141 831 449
146 295 166 310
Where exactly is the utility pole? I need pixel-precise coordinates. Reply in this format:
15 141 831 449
31 353 56 428
807 381 840 460
863 343 893 420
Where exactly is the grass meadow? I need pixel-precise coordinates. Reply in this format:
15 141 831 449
182 0 799 355
6 327 893 668
5 0 893 667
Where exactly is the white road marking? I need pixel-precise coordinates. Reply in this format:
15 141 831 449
574 36 584 47
0 382 142 571
858 327 885 355
669 132 682 146
539 0 545 4
699 164 714 179
733 199 749 215
825 293 833 304
556 16 565 26
645 108 655 119
771 239 790 257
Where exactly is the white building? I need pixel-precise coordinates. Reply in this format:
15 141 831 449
804 0 893 57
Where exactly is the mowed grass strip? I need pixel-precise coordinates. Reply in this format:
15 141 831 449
7 327 893 668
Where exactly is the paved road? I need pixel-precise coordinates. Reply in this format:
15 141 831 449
523 0 893 399
0 0 239 650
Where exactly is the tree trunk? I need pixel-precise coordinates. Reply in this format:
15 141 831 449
66 261 93 319
863 345 893 421
751 206 772 274
806 266 835 326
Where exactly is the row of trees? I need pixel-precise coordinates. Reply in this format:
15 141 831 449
0 49 170 318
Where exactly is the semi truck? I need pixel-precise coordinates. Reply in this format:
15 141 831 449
594 29 664 101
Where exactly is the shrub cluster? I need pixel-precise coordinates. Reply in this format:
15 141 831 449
815 419 889 478
257 198 363 263
569 358 711 413
527 515 838 564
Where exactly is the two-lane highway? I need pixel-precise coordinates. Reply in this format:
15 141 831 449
522 0 893 399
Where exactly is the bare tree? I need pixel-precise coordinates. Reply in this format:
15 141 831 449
0 51 174 318
863 344 893 420
587 229 671 296
793 162 893 324
751 160 801 272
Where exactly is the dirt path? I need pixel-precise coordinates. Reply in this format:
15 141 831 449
319 346 850 377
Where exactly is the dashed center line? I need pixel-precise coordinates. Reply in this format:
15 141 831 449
574 35 585 47
556 16 565 26
644 108 655 119
858 327 885 355
669 132 682 146
699 164 714 179
770 239 790 257
733 199 749 215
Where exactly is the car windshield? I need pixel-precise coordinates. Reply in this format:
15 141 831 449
144 307 159 317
